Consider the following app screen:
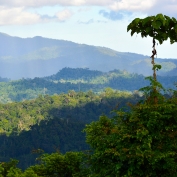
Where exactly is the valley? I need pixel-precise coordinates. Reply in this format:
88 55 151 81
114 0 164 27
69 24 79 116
0 32 176 175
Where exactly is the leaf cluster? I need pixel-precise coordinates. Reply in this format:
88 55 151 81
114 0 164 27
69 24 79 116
127 14 177 44
28 152 87 177
139 76 165 103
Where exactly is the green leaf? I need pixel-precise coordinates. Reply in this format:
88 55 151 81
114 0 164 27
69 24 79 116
156 13 164 19
155 14 166 26
174 24 177 33
131 30 136 36
127 14 177 44
153 64 162 71
162 33 168 40
145 27 153 34
164 15 171 20
127 23 133 32
152 20 162 29
172 17 177 22
142 16 152 27
133 18 141 25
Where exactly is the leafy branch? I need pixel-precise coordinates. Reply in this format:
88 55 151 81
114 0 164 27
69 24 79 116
127 14 177 104
127 14 177 44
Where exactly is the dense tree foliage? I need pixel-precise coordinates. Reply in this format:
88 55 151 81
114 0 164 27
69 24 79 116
0 89 139 169
45 67 103 80
0 13 177 177
127 13 177 44
80 13 176 177
29 152 88 177
0 89 134 135
0 152 89 177
0 68 176 103
85 81 177 176
1 82 177 176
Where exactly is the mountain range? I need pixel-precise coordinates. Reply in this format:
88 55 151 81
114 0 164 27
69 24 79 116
0 32 177 79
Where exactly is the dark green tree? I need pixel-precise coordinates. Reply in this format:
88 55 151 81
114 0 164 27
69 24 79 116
84 14 177 176
85 90 177 176
28 152 88 177
0 159 22 177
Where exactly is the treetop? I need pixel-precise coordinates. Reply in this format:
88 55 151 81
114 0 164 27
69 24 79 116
127 13 177 44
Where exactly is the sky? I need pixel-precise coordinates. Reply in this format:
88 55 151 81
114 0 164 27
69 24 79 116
0 0 177 59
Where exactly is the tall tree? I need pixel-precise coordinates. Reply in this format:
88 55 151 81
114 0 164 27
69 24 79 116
84 14 177 176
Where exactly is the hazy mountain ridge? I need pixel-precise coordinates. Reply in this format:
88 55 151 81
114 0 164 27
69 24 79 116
0 32 177 79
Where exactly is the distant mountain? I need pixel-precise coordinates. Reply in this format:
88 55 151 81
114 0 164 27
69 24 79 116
0 32 176 79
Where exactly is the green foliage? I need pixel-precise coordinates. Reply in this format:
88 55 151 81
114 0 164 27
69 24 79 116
153 64 162 71
28 152 88 177
127 14 177 44
47 67 103 81
139 76 165 102
107 13 177 176
0 68 176 103
83 54 177 176
0 152 89 177
0 89 138 169
0 159 22 177
0 71 176 176
84 90 177 176
0 14 177 175
0 90 134 135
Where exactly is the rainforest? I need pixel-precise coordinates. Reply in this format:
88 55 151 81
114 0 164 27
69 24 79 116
1 13 177 177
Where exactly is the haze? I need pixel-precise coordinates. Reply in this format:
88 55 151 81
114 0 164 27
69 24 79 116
0 0 177 59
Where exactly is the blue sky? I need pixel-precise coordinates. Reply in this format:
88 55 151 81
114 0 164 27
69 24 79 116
0 0 177 59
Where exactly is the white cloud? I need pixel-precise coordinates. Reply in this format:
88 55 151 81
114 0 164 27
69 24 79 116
0 7 41 25
77 7 91 12
77 19 107 24
109 0 155 12
0 0 177 14
0 0 114 7
148 0 177 17
109 0 177 17
0 0 87 7
55 9 73 21
0 0 177 15
0 7 73 25
0 0 177 25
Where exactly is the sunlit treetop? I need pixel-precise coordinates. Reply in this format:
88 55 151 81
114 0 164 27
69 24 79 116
127 13 177 44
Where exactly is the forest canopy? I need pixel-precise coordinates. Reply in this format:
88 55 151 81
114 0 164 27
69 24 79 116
0 13 177 177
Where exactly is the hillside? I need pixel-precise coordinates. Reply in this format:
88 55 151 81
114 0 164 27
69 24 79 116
0 90 138 169
0 32 177 79
0 32 176 171
0 68 176 103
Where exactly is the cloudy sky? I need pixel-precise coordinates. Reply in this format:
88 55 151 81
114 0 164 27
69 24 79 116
0 0 177 59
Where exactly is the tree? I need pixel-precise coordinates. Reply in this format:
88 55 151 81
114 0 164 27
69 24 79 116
127 13 177 104
127 14 177 81
28 152 88 177
84 14 177 176
85 90 177 176
0 159 22 177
